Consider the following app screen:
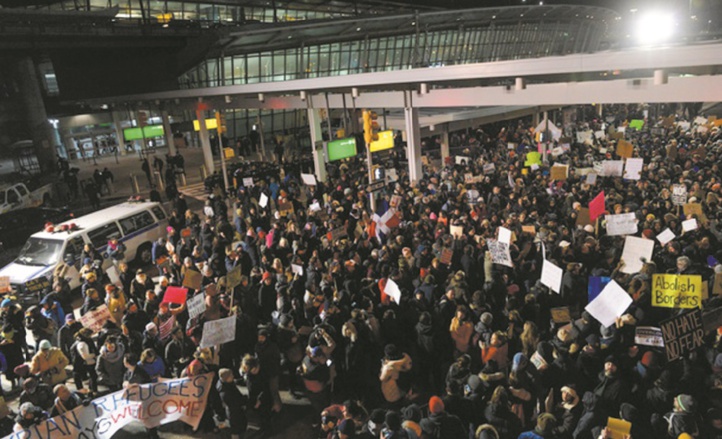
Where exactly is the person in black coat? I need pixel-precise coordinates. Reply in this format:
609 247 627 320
217 368 248 439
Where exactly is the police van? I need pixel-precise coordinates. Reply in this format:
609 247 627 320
0 200 168 305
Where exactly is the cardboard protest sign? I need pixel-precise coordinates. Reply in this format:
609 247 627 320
181 227 192 238
327 226 348 242
464 173 474 184
301 173 317 186
522 225 536 235
660 308 704 361
605 213 638 236
200 316 237 348
585 280 632 328
456 156 471 165
24 277 51 294
589 191 605 221
162 286 188 305
620 236 654 274
683 203 706 225
439 248 453 265
576 207 592 227
278 201 295 217
159 315 176 340
672 185 687 206
486 239 513 268
384 279 402 304
483 163 496 174
243 177 254 187
551 307 571 323
0 373 213 439
657 228 676 246
0 277 10 293
635 326 665 348
651 274 702 309
226 265 241 290
586 173 597 185
588 276 611 303
187 293 206 320
606 417 632 439
616 140 634 158
541 259 563 294
550 164 568 180
182 270 202 291
79 304 112 333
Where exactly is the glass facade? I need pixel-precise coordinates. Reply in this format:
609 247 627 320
179 20 604 89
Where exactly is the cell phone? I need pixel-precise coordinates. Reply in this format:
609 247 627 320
326 359 332 367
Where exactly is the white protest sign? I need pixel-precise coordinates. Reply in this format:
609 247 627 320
605 213 638 236
385 279 402 304
620 236 655 274
585 280 632 328
456 156 471 165
623 158 643 180
0 373 213 439
576 130 593 144
200 316 237 348
657 228 676 246
635 326 665 348
187 293 206 320
498 227 512 245
586 173 597 185
602 160 624 177
243 177 254 187
483 163 496 174
309 202 321 212
450 225 464 239
259 193 268 208
79 305 112 333
301 173 317 186
292 264 304 276
682 218 698 232
541 259 563 294
594 130 606 140
672 185 687 206
486 239 513 268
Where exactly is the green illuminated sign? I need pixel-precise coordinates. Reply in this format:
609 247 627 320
327 137 357 162
123 125 165 141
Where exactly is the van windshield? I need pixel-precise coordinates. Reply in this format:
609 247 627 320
16 238 63 266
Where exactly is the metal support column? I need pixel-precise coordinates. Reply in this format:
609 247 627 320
161 110 177 156
196 108 215 174
404 91 423 184
441 126 450 164
111 111 126 156
307 108 327 183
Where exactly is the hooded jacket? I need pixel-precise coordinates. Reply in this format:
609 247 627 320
573 392 604 439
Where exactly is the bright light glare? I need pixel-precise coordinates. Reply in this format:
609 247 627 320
636 11 675 45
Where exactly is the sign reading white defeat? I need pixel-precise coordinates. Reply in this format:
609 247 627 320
200 316 237 348
585 280 632 327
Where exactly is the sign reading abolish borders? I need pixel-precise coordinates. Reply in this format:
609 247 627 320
2 373 213 439
660 308 704 361
652 274 702 309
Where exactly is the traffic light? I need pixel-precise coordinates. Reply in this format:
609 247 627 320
363 110 379 145
137 111 148 128
215 111 227 134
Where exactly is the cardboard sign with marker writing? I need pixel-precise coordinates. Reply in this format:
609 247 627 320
226 265 242 290
182 269 203 291
683 203 707 225
616 140 633 159
660 308 704 361
550 165 568 181
714 273 722 296
576 207 592 227
25 278 51 293
0 276 10 294
606 417 632 439
522 225 536 235
278 201 295 217
439 248 453 265
327 226 348 242
551 307 571 323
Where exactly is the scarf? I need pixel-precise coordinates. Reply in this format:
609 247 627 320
100 342 125 363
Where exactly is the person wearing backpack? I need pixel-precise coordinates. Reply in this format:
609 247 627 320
24 306 55 353
70 328 98 394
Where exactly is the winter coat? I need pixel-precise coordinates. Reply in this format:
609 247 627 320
30 348 69 386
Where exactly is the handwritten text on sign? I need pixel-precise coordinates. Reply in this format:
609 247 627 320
660 309 704 361
651 274 702 309
2 373 212 439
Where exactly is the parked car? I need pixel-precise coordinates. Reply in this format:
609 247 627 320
0 207 73 249
0 182 54 214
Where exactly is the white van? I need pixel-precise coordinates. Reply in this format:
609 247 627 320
0 201 168 306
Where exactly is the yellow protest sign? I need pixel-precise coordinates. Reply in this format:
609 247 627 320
606 417 632 439
652 274 702 309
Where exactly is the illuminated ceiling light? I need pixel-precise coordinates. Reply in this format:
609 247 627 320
174 98 180 105
300 90 307 101
225 95 232 104
636 11 675 45
258 93 265 102
197 97 203 103
351 87 359 98
419 83 428 94
356 27 361 31
654 69 668 85
429 125 435 131
515 77 526 90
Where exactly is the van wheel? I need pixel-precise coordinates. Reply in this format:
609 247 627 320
135 243 153 266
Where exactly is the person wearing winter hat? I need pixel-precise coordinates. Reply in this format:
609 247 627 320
518 412 557 438
549 386 581 438
422 395 467 438
401 404 422 438
29 339 69 386
661 394 700 438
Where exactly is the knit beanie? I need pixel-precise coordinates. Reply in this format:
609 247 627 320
385 411 402 431
640 351 657 368
676 394 697 414
428 396 445 414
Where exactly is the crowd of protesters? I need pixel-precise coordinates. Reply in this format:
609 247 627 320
1 104 722 439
